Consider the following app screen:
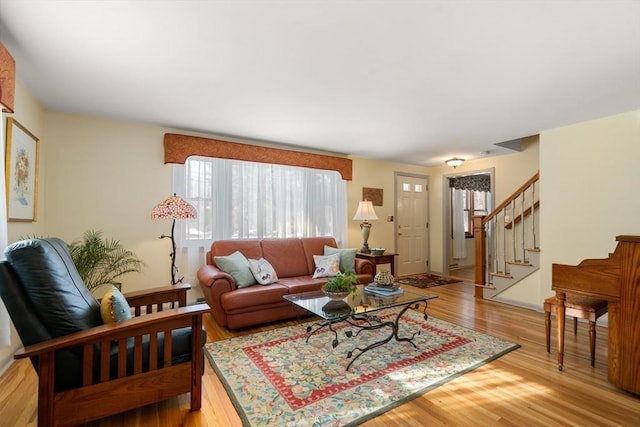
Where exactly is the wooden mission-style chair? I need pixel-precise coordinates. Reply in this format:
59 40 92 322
544 294 608 367
0 238 209 427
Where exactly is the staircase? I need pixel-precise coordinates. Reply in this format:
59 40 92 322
473 172 540 299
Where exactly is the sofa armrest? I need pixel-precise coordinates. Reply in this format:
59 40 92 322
197 264 236 327
355 258 375 276
197 265 236 290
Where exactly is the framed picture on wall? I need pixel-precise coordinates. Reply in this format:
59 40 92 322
363 187 383 206
5 117 39 221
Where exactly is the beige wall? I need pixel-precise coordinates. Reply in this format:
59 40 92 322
19 77 640 374
2 83 542 297
40 115 435 293
347 156 427 254
6 81 46 242
19 110 436 294
1 81 46 371
427 137 540 275
539 110 640 304
42 113 173 291
348 139 540 277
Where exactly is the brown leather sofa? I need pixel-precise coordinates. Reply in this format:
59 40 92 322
197 237 374 329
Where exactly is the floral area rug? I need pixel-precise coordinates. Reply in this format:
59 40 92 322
396 273 462 288
205 308 519 426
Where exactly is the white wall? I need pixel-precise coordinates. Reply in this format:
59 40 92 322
449 238 475 268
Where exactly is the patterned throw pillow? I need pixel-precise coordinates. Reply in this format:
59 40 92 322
248 258 278 285
214 251 257 288
100 285 132 324
312 253 341 279
323 246 357 274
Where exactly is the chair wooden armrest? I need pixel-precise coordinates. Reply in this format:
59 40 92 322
13 303 209 427
15 304 209 359
123 283 191 315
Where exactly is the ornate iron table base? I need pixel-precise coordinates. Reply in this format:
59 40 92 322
305 301 429 371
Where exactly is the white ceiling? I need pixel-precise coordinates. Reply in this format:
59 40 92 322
1 1 638 166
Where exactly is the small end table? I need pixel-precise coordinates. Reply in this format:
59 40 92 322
356 252 398 276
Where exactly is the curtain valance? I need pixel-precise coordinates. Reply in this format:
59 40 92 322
163 133 352 180
449 174 491 192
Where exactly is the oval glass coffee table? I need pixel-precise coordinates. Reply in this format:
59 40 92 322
284 285 438 370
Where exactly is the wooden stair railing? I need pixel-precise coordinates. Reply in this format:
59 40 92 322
474 171 540 298
505 201 540 230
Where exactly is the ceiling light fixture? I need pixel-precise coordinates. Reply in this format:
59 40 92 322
445 158 464 168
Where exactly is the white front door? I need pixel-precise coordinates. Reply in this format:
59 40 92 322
395 174 429 276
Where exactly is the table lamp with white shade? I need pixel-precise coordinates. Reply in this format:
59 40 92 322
353 200 378 254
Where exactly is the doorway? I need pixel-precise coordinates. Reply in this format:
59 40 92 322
395 173 429 277
442 168 494 278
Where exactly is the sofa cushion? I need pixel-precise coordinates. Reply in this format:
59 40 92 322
278 276 328 294
220 283 290 310
300 237 338 274
324 246 357 274
4 238 102 337
214 251 257 288
261 238 309 277
210 239 263 266
312 253 341 278
248 258 278 285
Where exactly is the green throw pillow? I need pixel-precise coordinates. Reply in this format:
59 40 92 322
324 246 357 274
100 286 132 324
214 251 257 288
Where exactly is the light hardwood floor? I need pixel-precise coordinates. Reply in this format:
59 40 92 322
1 281 639 426
448 265 475 282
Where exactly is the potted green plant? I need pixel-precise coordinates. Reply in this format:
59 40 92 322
68 229 145 293
322 272 360 300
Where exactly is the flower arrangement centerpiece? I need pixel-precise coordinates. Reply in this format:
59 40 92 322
321 272 359 300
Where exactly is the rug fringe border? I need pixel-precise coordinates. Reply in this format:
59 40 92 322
206 350 254 427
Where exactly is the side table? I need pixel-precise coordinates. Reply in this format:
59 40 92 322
356 252 398 276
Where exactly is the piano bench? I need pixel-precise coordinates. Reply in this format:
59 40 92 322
544 295 608 367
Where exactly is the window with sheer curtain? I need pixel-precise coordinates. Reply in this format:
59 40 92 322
172 156 347 248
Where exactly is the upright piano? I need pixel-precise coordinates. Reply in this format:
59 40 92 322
552 235 640 395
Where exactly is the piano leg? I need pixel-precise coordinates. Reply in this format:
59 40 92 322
556 291 566 371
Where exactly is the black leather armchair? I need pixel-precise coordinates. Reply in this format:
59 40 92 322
0 238 209 427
